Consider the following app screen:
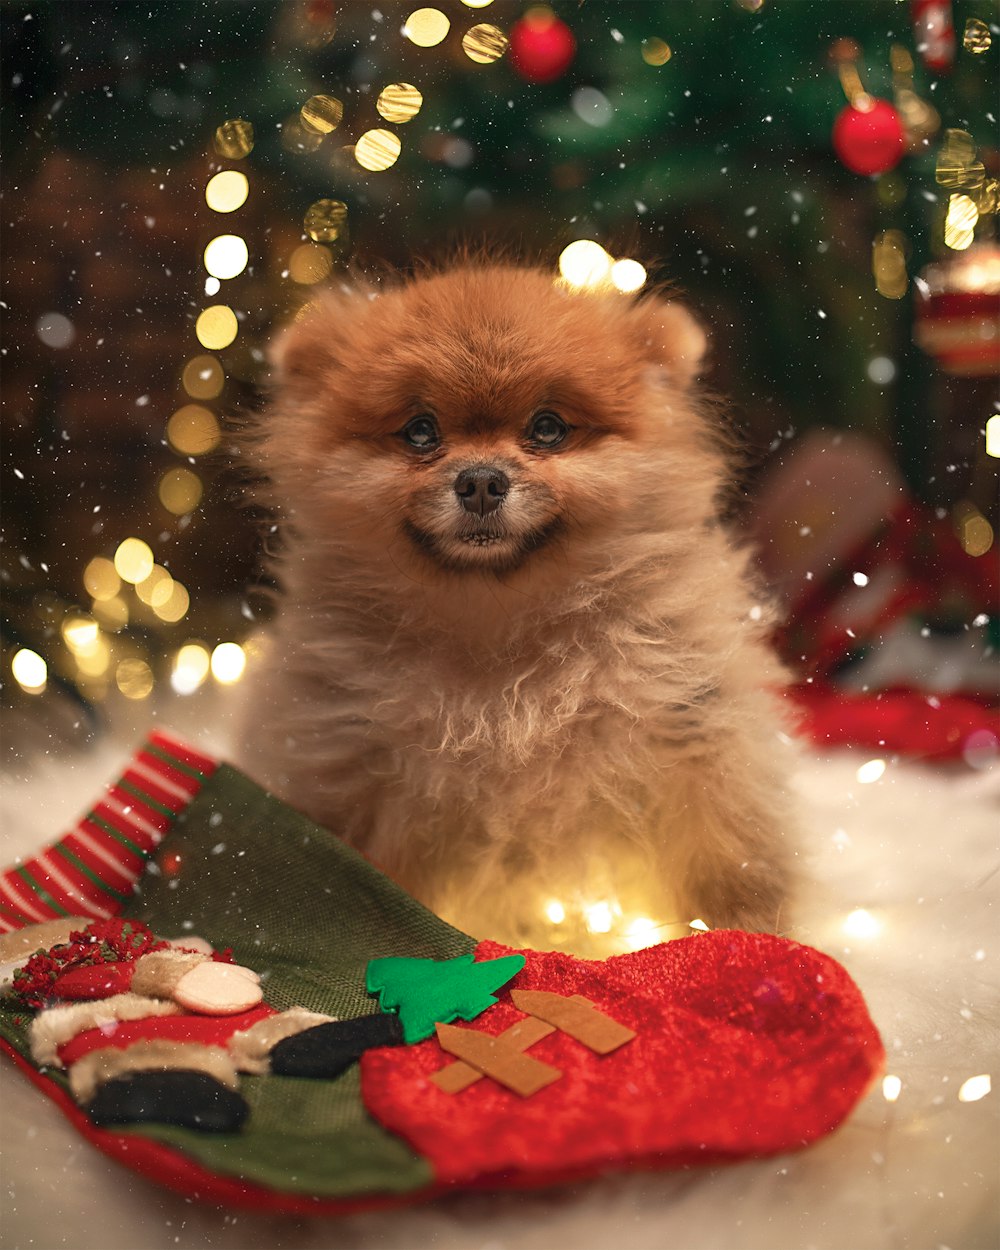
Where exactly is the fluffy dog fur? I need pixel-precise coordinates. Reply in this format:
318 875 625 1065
237 263 797 947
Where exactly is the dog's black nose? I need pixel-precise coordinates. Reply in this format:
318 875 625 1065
454 466 510 516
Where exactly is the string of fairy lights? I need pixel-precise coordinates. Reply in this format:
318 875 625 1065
8 1 656 713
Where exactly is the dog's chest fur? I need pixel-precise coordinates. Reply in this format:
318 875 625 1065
254 597 717 875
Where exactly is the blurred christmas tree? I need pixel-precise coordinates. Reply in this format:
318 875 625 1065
1 0 997 733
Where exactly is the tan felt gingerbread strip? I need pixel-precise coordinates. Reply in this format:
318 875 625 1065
435 1022 562 1097
430 1015 556 1093
510 990 636 1054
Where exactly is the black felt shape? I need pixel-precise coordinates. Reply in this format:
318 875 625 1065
85 1070 249 1132
269 1013 405 1079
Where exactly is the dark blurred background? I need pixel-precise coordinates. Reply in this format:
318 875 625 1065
1 0 997 740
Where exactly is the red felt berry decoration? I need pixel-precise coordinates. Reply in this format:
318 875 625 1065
509 8 576 83
832 97 906 176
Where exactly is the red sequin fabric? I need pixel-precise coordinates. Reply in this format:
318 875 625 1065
361 931 883 1185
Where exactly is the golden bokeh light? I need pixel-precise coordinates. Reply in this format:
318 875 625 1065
92 596 129 632
584 900 615 935
955 503 994 557
114 537 154 585
205 170 249 214
303 198 348 243
882 1075 902 1102
404 8 450 47
289 243 334 284
462 23 508 63
872 230 908 300
957 1074 992 1102
611 258 648 293
213 118 254 159
83 556 121 602
354 129 402 172
116 658 154 700
203 234 249 280
172 642 211 695
61 614 100 652
12 648 47 694
376 83 423 124
856 758 886 784
623 916 660 951
641 37 672 65
152 581 190 624
166 404 221 456
461 0 494 7
558 239 613 288
75 633 111 677
544 899 566 924
211 642 247 684
301 93 344 134
159 467 204 516
135 564 173 607
842 907 881 940
944 193 978 251
182 355 224 400
963 18 992 53
986 414 1000 459
195 305 239 351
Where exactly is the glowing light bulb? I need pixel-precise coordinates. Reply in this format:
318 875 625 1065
558 240 613 289
205 170 249 213
624 916 660 950
611 259 647 293
195 305 238 350
116 659 154 700
843 908 881 940
958 1074 991 1102
114 538 154 585
544 899 566 924
404 7 450 47
12 649 46 693
171 643 211 695
61 615 99 652
986 415 1000 459
211 642 247 684
882 1074 902 1102
584 900 614 934
203 235 249 280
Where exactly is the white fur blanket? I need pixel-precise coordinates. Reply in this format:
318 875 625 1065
1 709 997 1250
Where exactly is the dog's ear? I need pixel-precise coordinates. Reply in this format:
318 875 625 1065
632 296 707 388
268 294 337 387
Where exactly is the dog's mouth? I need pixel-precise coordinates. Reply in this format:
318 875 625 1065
403 516 562 572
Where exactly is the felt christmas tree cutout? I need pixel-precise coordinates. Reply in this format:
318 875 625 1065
366 952 526 1043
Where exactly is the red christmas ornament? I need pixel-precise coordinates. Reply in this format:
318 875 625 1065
911 0 955 73
914 243 1000 376
509 8 576 83
832 98 906 175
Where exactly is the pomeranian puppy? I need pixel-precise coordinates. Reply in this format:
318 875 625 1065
237 263 797 947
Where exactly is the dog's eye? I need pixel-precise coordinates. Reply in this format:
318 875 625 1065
401 416 440 450
527 411 568 448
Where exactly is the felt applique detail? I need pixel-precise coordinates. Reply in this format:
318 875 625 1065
361 934 885 1186
430 992 634 1094
269 1012 404 1079
366 952 526 1043
84 1068 249 1132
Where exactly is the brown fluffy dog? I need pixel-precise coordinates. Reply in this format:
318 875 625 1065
237 264 797 948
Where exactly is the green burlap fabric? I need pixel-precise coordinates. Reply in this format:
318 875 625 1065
0 764 477 1198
